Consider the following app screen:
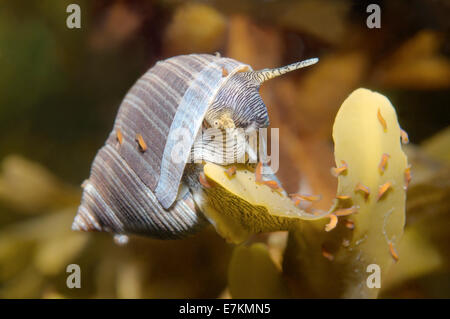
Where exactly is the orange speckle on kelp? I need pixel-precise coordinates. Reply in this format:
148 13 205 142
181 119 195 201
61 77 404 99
377 181 392 201
331 160 348 177
334 206 358 217
400 128 409 144
389 242 399 262
262 180 281 191
322 247 334 261
377 108 387 131
325 214 338 232
345 220 355 230
355 182 370 200
378 153 390 174
225 166 237 178
290 194 322 202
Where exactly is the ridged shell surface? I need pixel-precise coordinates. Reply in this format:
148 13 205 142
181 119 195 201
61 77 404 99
73 54 251 238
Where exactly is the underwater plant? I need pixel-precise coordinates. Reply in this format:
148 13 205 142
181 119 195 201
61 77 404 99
4 88 444 299
204 88 409 298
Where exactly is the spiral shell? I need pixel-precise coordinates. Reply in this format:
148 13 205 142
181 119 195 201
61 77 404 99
73 54 318 239
73 54 251 238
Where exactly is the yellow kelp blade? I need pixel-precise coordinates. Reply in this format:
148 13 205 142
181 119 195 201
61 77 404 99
201 163 329 244
284 88 408 298
228 243 289 298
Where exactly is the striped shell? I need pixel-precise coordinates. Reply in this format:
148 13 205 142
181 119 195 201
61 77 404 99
73 54 251 238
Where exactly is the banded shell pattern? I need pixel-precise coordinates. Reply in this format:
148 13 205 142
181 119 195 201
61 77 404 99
73 54 251 238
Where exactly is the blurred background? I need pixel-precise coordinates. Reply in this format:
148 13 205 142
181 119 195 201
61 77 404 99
0 0 449 298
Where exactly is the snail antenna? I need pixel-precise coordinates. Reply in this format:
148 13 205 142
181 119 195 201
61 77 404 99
252 58 319 83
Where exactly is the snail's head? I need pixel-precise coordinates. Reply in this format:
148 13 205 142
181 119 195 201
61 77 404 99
206 58 318 133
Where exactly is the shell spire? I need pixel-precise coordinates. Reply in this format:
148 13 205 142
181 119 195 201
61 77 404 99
252 58 319 83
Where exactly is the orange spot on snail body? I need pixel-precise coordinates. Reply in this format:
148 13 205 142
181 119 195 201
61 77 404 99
400 128 409 144
325 214 338 232
377 108 387 131
135 134 147 152
222 67 229 77
377 181 392 201
321 247 334 261
404 165 412 190
378 153 390 174
334 206 358 217
355 182 370 200
116 128 123 145
199 172 212 188
331 160 348 177
225 166 237 178
389 242 399 262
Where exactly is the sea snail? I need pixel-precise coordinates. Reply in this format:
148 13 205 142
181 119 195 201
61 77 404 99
72 54 318 239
